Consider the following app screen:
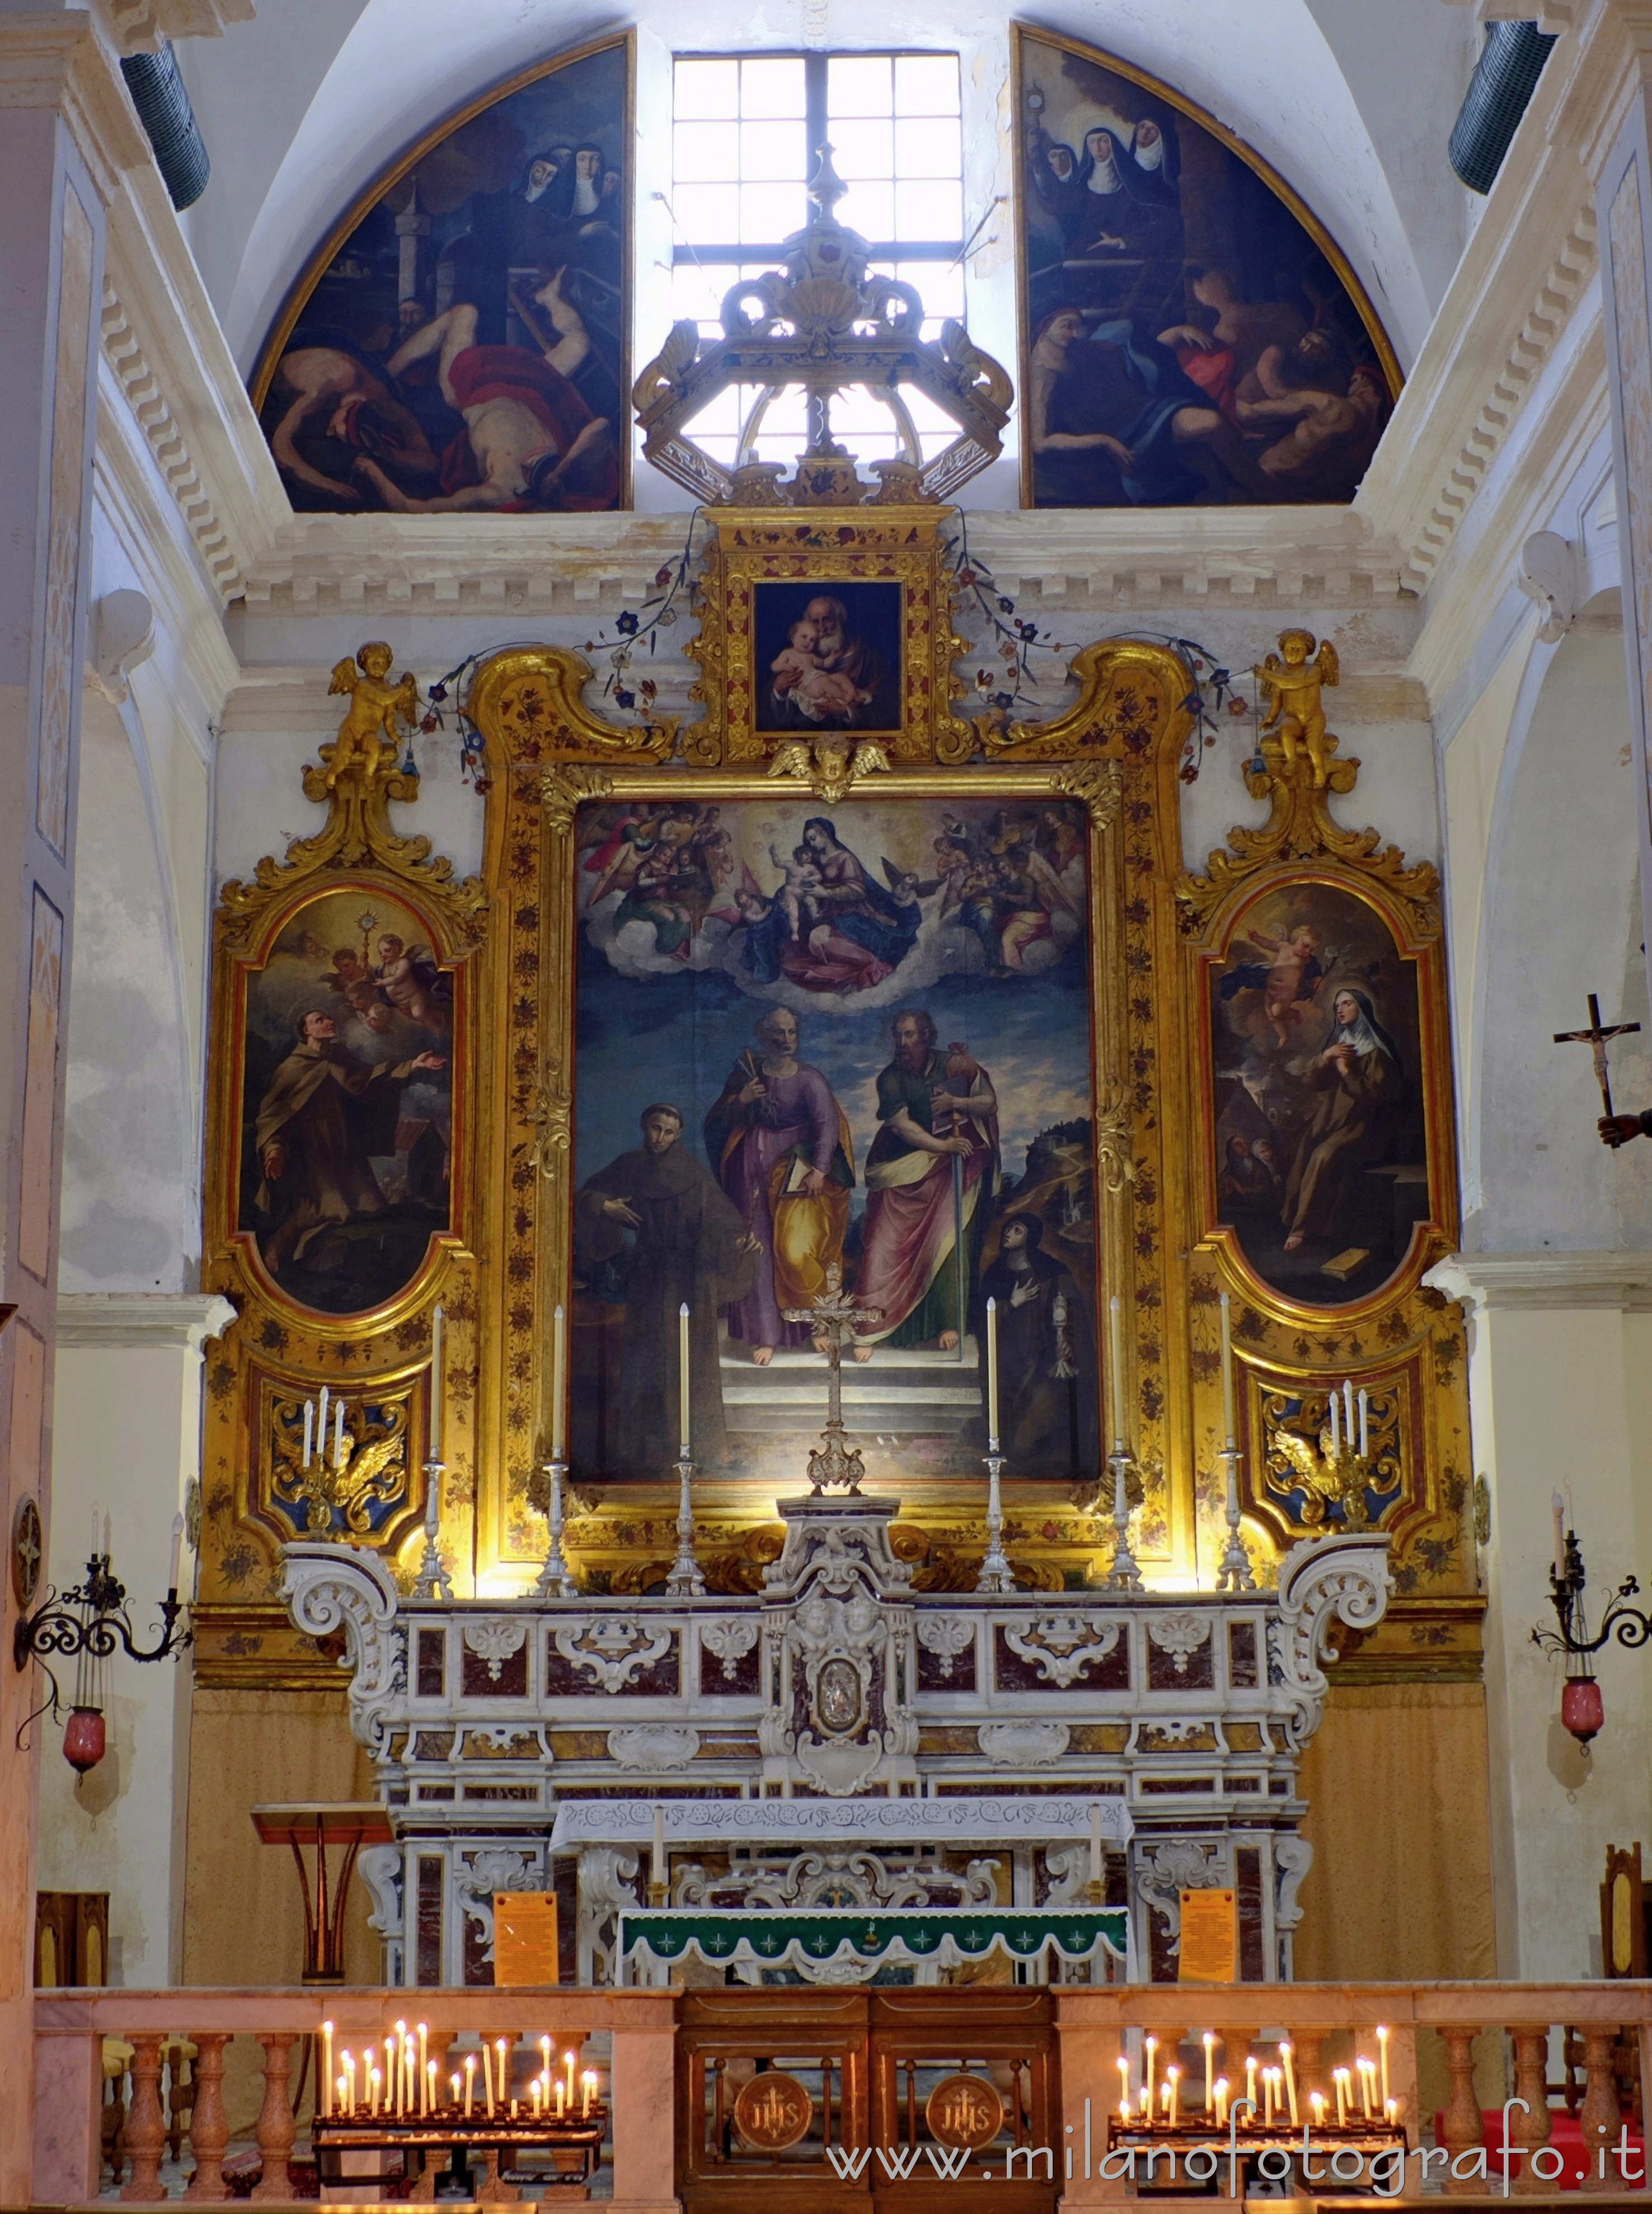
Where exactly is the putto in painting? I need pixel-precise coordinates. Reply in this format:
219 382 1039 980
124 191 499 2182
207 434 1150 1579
1016 27 1396 509
1208 882 1426 1308
252 36 628 515
570 796 1101 1484
236 890 453 1315
753 582 904 735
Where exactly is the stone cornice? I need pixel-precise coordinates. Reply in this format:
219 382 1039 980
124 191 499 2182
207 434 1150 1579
0 10 148 201
238 505 1414 620
55 1291 237 1350
1425 1249 1652 1311
103 0 255 56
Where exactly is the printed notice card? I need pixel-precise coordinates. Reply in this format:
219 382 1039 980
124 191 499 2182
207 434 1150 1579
1177 1887 1238 1982
493 1892 559 1985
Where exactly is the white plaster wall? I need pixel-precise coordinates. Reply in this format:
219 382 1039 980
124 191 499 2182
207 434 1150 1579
1471 1296 1652 1980
37 1334 206 1987
58 695 194 1292
1476 608 1652 1253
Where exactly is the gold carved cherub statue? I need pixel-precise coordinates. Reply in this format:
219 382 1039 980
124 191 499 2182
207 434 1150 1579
323 642 421 792
1252 628 1340 788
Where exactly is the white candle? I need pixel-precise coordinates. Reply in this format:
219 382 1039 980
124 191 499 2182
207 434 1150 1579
302 1399 315 1469
334 1398 346 1470
464 2052 475 2117
1377 2025 1390 2107
565 2050 576 2104
1343 1376 1354 1443
986 1296 1000 1449
322 2023 334 2118
482 2041 494 2117
1334 2067 1349 2128
1109 1294 1125 1450
1219 1292 1236 1448
1166 2067 1179 2128
430 1305 444 1461
425 2060 435 2117
497 2041 509 2109
369 2067 381 2118
679 1304 691 1458
1088 1801 1102 1888
1117 2054 1130 2116
451 2072 462 2110
342 2052 355 2115
552 1302 567 1461
1552 1492 1567 1580
1280 2041 1298 2126
653 1802 667 1885
1203 2034 1214 2112
168 1513 184 1593
1329 1386 1340 1454
1145 2035 1157 2113
419 2023 428 2104
1358 1388 1369 1461
583 2070 597 2118
531 2080 542 2118
317 1383 329 1453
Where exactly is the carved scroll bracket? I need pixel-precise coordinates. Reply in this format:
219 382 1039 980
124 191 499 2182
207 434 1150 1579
467 648 678 770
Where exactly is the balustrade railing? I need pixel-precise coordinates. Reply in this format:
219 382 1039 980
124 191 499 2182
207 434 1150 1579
33 1980 1652 2209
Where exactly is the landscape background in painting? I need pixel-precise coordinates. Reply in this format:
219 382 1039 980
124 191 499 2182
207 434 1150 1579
253 39 627 515
569 795 1100 1484
237 889 453 1315
1208 881 1426 1308
1017 29 1395 509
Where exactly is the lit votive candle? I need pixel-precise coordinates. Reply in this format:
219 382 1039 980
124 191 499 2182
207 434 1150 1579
482 2040 494 2117
1310 2090 1326 2128
1214 2078 1228 2128
583 2070 598 2118
497 2040 509 2107
1245 2056 1257 2111
425 2060 435 2118
369 2068 381 2119
531 2080 542 2118
565 2049 576 2104
464 2052 476 2118
554 2079 566 2117
1117 2053 1130 2116
1203 2032 1215 2111
342 2053 355 2117
1166 2067 1179 2128
450 2072 461 2110
1377 2025 1390 2108
1280 2041 1299 2126
1334 2068 1349 2128
1145 2035 1158 2113
322 2023 334 2118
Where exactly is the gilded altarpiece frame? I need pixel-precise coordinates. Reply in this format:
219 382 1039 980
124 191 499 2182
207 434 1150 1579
194 518 1477 1683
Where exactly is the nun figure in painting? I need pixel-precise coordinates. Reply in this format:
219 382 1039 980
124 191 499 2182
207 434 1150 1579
1280 988 1403 1253
979 1214 1097 1477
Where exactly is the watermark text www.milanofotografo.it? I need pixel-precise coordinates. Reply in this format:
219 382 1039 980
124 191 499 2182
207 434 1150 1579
820 2099 1650 2193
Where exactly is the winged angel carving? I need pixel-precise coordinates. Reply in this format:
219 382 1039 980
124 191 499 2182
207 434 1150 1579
323 642 421 792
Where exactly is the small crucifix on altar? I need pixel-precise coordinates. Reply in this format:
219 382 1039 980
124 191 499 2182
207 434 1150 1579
782 1265 882 1494
1552 992 1646 1148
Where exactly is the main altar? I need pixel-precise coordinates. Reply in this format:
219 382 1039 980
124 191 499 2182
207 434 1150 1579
283 1484 1389 1990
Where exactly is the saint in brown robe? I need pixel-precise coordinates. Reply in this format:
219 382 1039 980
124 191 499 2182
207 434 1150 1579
252 1041 426 1269
1280 997 1400 1244
575 1136 758 1474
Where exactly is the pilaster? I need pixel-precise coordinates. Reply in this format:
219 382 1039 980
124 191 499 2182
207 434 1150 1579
1426 1250 1652 1978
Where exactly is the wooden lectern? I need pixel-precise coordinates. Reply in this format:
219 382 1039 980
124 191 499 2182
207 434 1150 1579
251 1802 393 1982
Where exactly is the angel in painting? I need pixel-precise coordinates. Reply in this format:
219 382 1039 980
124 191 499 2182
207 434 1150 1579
372 933 450 1031
324 642 420 791
1218 920 1334 1050
1252 628 1339 787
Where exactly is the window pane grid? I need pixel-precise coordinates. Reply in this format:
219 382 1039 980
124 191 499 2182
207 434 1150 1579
667 51 965 466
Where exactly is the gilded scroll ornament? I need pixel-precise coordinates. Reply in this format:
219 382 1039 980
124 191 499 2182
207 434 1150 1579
216 641 486 951
1175 628 1440 937
1093 1090 1137 1193
1050 756 1124 830
468 647 677 767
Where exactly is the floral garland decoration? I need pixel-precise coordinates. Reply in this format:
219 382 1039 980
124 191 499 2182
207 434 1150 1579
413 506 1256 783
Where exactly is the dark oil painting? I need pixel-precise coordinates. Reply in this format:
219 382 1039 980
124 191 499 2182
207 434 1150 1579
753 581 904 734
1208 882 1428 1308
1017 29 1396 509
237 889 453 1315
568 795 1101 1485
254 38 627 515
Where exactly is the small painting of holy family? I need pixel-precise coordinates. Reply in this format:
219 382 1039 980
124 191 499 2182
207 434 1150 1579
1207 881 1429 1307
569 794 1102 1484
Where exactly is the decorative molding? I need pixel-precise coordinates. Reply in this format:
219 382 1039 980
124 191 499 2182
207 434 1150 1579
914 1615 974 1678
1516 529 1581 640
551 1619 674 1694
104 0 257 55
548 1794 1135 1850
1425 1249 1652 1312
977 1719 1071 1766
466 648 677 769
280 1542 406 1754
1001 1616 1120 1688
85 588 156 705
1144 1613 1213 1674
700 1619 759 1681
1271 1532 1393 1743
461 1619 527 1682
607 1724 701 1771
55 1290 236 1352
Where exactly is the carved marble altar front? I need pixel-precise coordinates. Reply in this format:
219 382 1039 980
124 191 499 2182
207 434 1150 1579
283 1491 1390 1989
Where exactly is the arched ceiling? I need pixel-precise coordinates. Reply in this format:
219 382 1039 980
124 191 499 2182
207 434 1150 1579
179 0 1475 382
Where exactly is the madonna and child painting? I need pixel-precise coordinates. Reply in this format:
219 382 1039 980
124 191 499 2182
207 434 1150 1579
253 38 627 514
1017 29 1397 509
1208 883 1429 1308
569 796 1101 1485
